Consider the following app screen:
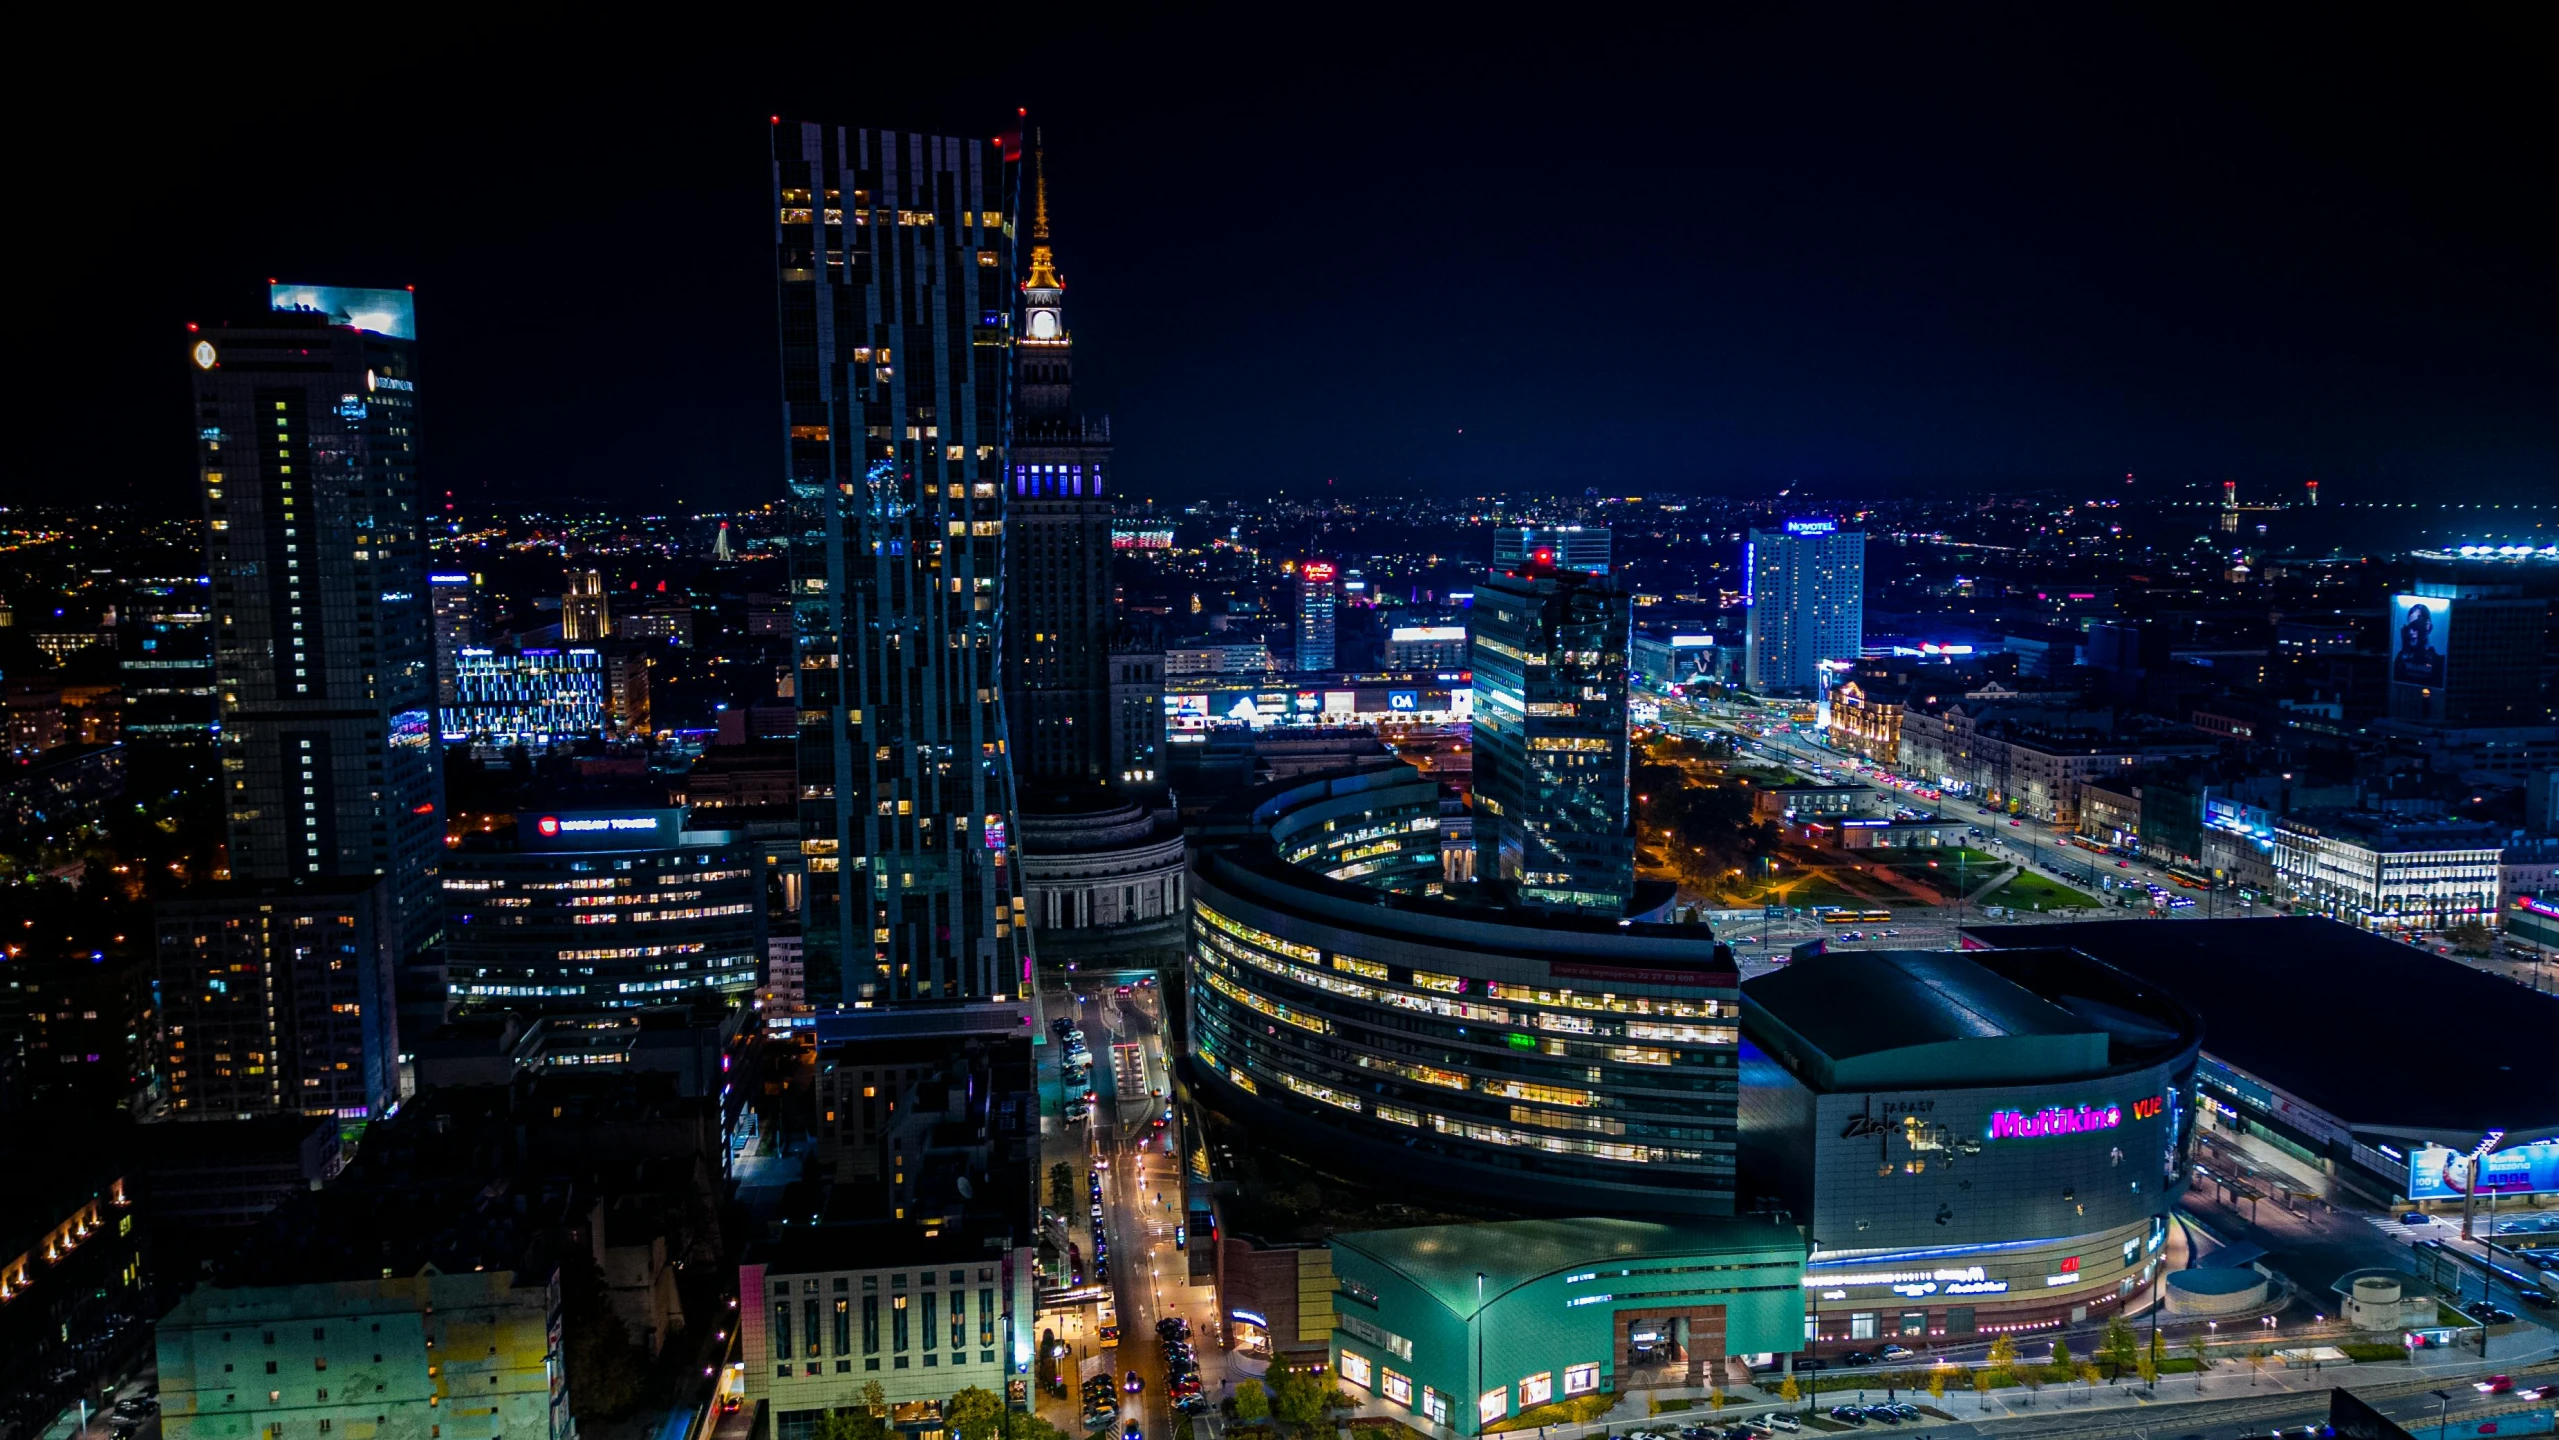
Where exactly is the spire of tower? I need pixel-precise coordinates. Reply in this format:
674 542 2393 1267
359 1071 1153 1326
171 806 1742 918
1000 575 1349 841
1032 130 1050 242
1024 130 1063 292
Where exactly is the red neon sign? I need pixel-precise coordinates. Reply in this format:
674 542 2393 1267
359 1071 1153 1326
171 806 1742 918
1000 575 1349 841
1302 562 1337 582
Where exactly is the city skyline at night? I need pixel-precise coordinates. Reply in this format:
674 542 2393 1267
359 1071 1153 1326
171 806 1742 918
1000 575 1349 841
6 21 2558 1439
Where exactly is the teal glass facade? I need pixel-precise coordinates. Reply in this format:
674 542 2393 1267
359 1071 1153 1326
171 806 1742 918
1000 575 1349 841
1329 1218 1804 1434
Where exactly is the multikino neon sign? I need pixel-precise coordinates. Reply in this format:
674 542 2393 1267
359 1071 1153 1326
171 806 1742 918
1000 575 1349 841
1989 1102 2123 1140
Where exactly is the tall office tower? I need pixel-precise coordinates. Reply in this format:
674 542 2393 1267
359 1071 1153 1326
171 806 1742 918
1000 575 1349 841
1003 151 1119 801
1470 558 1634 912
428 569 474 708
121 577 219 762
2387 581 2549 725
153 878 401 1120
771 120 1027 1005
561 568 612 641
1296 562 1338 672
1493 524 1612 575
190 285 443 964
1743 519 1865 693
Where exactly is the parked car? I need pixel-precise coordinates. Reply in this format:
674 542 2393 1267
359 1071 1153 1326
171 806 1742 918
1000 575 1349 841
1824 1409 1866 1427
1879 1344 1915 1361
2399 1211 2430 1225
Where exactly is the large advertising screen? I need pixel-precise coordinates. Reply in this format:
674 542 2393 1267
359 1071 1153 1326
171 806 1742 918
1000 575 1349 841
270 283 417 339
2389 593 2451 689
2408 1137 2559 1200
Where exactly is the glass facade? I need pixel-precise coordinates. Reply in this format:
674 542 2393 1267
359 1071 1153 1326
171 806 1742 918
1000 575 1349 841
772 120 1027 1005
445 646 605 747
1186 768 1741 1213
192 309 443 961
1469 564 1634 912
441 827 765 1010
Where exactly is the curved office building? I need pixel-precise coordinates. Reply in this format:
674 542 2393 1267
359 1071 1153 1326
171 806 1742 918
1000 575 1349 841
1185 764 1744 1216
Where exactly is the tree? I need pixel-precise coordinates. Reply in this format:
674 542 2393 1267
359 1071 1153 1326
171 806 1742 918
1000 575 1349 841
1050 1162 1077 1214
1001 1415 1069 1440
2448 919 2495 956
1707 1387 1726 1413
557 1243 645 1419
1778 1374 1800 1407
1926 1367 1947 1405
946 1388 1005 1440
1233 1380 1271 1425
2100 1316 2137 1381
2140 1328 2164 1390
1269 1358 1331 1431
816 1413 882 1440
1971 1368 1992 1411
1985 1333 2018 1386
2051 1335 2073 1379
2185 1331 2211 1388
2246 1345 2270 1387
2077 1361 2103 1397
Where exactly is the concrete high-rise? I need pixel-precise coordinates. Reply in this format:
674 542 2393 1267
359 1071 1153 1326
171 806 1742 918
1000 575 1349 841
1296 562 1338 672
770 120 1028 1005
1470 557 1634 913
154 878 401 1120
1004 149 1120 801
1743 519 1865 693
190 285 443 965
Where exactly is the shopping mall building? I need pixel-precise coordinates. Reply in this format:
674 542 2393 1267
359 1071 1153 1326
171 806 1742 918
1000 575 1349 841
1184 762 1745 1216
1329 1218 1804 1435
1737 947 2203 1346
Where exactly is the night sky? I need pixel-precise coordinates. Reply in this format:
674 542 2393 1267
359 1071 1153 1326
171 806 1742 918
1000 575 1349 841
26 13 2555 514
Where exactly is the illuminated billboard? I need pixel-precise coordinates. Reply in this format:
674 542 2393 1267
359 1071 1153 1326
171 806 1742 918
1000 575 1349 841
2389 593 2451 690
270 283 417 339
2408 1137 2559 1200
1301 562 1338 583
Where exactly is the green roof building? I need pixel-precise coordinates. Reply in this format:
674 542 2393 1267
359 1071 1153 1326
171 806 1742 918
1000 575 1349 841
1327 1218 1804 1434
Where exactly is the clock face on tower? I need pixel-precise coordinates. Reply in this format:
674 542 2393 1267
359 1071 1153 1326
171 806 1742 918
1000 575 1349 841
1028 309 1060 340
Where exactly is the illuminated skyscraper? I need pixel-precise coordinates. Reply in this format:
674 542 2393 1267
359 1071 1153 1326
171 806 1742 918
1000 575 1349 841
1471 558 1634 913
1743 520 1865 693
1296 563 1338 672
189 285 443 964
770 120 1028 1005
1493 525 1612 575
428 569 475 709
561 568 611 641
1004 148 1120 799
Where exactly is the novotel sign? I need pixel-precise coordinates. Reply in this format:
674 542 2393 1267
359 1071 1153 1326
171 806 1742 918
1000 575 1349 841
1783 519 1838 536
